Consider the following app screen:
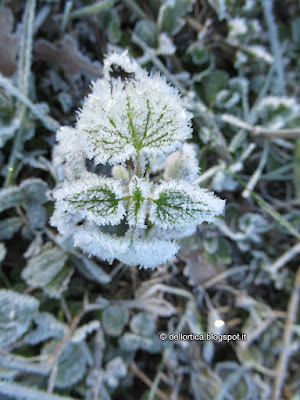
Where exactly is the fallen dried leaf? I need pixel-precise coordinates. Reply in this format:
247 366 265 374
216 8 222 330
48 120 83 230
34 35 102 79
0 7 19 76
180 250 225 286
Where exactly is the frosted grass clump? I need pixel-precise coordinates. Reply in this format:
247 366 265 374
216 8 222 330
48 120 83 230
51 52 225 269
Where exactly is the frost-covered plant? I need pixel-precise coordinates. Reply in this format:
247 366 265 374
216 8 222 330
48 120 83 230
51 52 225 268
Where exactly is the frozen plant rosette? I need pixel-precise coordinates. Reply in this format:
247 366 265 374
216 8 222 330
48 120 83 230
51 51 225 269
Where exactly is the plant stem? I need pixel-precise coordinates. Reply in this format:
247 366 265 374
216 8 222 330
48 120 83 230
222 113 300 139
148 312 188 400
242 140 269 199
272 267 300 400
228 169 300 241
4 0 36 187
266 242 300 275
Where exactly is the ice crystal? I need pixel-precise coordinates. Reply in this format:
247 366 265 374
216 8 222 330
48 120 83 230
51 52 225 269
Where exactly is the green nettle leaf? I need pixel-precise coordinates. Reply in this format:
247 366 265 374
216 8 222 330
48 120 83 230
0 290 39 347
22 247 68 289
51 173 126 226
149 180 225 229
51 52 226 269
75 53 192 166
127 177 151 228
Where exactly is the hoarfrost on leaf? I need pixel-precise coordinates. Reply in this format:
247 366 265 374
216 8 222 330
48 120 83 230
74 225 131 265
255 96 299 129
74 225 179 269
103 50 146 82
0 290 39 347
119 332 160 353
153 224 197 240
117 236 180 269
21 247 68 289
0 178 48 213
24 312 66 345
149 180 225 230
71 320 100 343
72 255 111 284
42 341 86 389
51 173 126 227
55 126 86 180
130 312 156 336
51 52 226 269
127 177 151 228
102 305 129 337
104 357 127 388
76 53 192 165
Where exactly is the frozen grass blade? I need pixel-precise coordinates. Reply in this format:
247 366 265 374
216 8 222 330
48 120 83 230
0 353 50 375
0 380 77 400
242 140 269 199
60 1 73 35
123 0 148 19
34 5 51 34
0 75 59 132
272 268 300 400
229 169 300 241
0 117 21 147
262 0 286 95
17 0 36 97
4 0 36 187
55 0 117 21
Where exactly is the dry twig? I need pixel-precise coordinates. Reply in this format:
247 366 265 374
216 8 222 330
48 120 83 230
222 114 300 139
130 361 169 400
